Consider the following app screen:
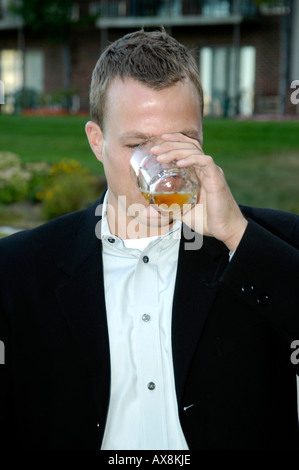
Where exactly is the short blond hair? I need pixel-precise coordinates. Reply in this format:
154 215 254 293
89 28 203 130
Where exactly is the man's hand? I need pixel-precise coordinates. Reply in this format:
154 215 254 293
150 133 248 252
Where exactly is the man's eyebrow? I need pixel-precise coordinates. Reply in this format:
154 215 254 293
119 129 201 143
118 132 153 142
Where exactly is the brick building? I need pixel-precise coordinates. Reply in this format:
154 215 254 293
0 0 298 116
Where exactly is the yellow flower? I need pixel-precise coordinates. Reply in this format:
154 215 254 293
35 191 43 201
50 165 58 176
45 190 54 199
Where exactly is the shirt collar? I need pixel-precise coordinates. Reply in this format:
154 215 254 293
100 190 182 251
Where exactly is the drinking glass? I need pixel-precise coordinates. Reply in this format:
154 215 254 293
129 136 198 214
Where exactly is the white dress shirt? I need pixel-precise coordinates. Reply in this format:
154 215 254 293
100 192 189 450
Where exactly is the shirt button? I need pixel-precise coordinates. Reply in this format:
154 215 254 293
241 283 255 295
257 294 270 305
147 382 156 391
143 256 149 263
142 314 151 322
108 237 115 244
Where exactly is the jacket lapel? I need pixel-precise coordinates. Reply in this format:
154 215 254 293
172 228 229 405
54 197 110 421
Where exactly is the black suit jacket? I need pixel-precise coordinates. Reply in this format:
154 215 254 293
0 195 299 450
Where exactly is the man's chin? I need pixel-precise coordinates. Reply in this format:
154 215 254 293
139 204 174 228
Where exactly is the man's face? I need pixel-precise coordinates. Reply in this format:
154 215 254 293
88 77 202 236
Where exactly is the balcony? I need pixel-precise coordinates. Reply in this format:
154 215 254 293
92 0 258 29
0 0 22 29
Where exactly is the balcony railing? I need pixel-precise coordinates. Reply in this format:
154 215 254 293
0 0 22 29
91 0 258 20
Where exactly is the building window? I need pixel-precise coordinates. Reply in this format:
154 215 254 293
0 48 44 112
200 45 256 116
24 49 44 93
0 49 23 95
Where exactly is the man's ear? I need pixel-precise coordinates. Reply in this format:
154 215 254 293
85 121 104 162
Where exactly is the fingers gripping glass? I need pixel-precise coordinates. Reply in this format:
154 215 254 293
129 136 198 214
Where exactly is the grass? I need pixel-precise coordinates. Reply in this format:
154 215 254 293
202 119 299 213
0 114 102 174
0 114 299 214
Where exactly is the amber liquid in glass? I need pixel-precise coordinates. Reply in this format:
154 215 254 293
141 191 192 208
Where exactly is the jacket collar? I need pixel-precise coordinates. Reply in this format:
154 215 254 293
56 194 105 277
57 192 228 277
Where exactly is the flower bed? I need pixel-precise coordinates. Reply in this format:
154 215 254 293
0 152 106 225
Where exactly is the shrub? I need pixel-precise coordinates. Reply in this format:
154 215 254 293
0 152 51 204
26 161 52 202
0 153 105 221
39 159 100 219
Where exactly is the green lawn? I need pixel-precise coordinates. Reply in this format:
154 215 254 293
0 114 101 174
0 114 299 213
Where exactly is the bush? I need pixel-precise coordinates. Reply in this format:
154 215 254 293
0 153 105 221
39 159 100 219
0 152 51 204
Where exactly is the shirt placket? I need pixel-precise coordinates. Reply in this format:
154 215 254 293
133 244 168 450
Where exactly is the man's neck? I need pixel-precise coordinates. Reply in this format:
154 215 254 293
106 197 174 240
